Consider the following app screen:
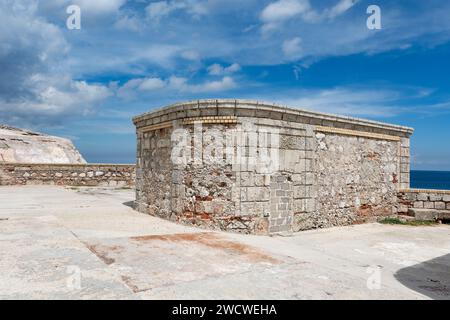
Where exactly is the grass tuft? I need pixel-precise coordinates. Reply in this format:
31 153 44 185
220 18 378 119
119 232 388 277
378 217 436 226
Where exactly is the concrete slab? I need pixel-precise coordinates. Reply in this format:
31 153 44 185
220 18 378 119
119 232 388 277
1 185 449 300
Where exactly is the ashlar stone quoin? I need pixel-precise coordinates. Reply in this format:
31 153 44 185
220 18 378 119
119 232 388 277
133 99 413 235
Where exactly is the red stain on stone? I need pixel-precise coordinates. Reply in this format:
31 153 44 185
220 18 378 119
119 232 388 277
121 275 141 293
393 173 398 184
131 232 279 264
195 195 213 201
85 243 119 265
365 152 381 160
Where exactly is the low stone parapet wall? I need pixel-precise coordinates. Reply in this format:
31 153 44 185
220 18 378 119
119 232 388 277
0 163 135 187
397 189 450 214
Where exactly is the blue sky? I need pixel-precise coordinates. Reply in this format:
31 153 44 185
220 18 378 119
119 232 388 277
1 0 450 169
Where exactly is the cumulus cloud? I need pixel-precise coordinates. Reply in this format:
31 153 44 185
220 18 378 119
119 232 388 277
166 75 236 93
260 0 315 33
146 1 184 20
325 0 359 19
1 76 112 126
114 15 144 32
74 0 126 14
3 0 450 130
117 77 167 98
0 1 111 126
118 75 237 98
276 87 403 117
260 0 312 23
167 75 236 93
207 63 241 75
260 0 359 34
190 76 236 92
282 37 303 59
139 78 167 91
146 0 208 21
180 50 201 61
37 0 126 17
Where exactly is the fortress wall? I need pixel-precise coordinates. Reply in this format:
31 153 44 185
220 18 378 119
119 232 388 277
133 100 413 235
0 163 135 187
309 133 399 230
398 189 450 218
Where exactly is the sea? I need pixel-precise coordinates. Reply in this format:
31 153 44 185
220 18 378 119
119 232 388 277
411 170 450 190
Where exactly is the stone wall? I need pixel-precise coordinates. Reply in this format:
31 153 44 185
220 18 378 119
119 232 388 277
397 189 450 213
133 99 413 235
307 133 399 230
0 163 135 187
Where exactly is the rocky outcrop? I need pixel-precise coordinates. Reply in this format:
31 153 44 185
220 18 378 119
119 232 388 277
0 125 86 164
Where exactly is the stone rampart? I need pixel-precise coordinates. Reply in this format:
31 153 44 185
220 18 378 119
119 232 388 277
0 163 135 187
397 189 450 221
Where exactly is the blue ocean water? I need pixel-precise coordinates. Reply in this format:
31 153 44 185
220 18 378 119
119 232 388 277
410 170 450 190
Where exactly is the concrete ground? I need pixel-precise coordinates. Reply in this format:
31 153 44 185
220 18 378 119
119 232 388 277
0 186 449 300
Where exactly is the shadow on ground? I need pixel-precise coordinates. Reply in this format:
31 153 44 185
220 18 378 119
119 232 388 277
122 201 135 209
395 253 450 300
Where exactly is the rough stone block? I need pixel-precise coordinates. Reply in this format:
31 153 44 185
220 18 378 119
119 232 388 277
424 202 435 209
416 193 428 201
430 194 443 201
413 201 424 208
435 202 446 210
409 208 438 221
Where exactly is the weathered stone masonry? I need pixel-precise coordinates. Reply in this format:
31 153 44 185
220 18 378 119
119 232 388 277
133 100 413 235
0 163 135 187
397 189 450 221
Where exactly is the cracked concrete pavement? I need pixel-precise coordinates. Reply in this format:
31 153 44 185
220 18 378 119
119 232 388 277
0 185 449 299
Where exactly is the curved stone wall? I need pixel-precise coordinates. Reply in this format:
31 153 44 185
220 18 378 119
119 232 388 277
133 100 413 235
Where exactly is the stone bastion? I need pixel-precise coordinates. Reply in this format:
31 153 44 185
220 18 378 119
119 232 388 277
133 99 413 235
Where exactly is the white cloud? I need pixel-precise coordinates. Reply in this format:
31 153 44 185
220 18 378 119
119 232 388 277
73 0 126 14
146 0 208 21
226 63 241 73
325 0 359 19
180 50 200 61
282 37 302 59
146 1 181 20
0 1 111 126
134 44 182 67
139 78 167 91
35 79 112 113
260 0 359 34
118 75 237 98
193 76 236 92
260 0 316 33
166 75 237 93
1 75 112 125
260 0 311 23
277 87 402 117
114 15 143 32
207 63 241 75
